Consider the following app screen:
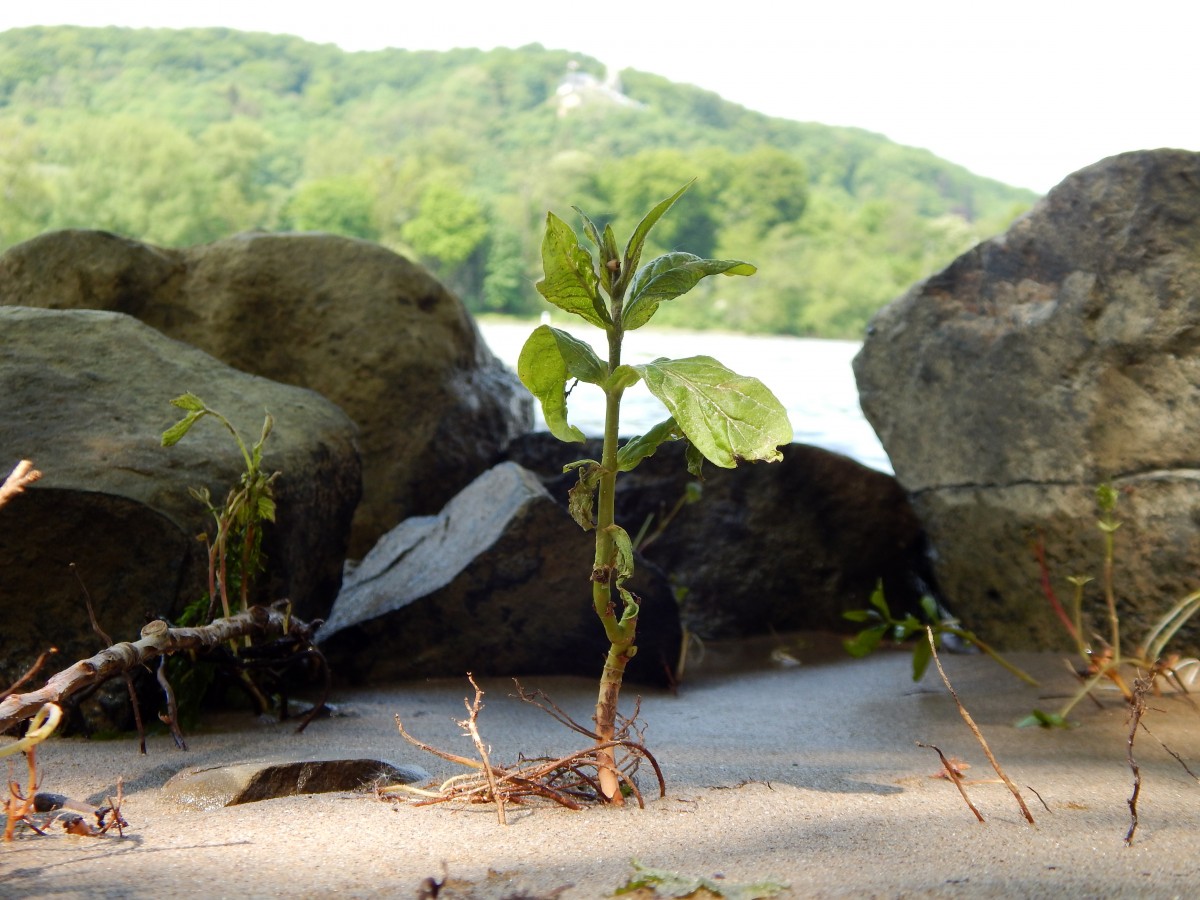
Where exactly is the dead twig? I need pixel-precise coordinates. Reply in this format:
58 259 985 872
926 628 1035 825
1 648 58 702
916 741 984 822
0 602 313 734
1124 674 1149 846
0 460 41 509
73 563 148 753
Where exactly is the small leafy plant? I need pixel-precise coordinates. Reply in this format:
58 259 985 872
843 582 1038 686
1025 483 1200 727
162 393 278 623
519 180 792 803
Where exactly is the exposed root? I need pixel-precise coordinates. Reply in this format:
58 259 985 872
0 459 41 509
380 678 664 818
917 741 984 822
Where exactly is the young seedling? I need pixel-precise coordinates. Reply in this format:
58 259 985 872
843 582 1038 686
519 180 792 802
162 394 278 623
1027 483 1200 727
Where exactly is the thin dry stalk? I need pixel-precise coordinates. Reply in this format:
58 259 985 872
917 741 984 822
1124 674 1149 846
926 628 1035 826
0 460 41 509
73 563 148 753
1 648 58 701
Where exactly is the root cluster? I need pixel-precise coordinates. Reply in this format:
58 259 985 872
379 677 664 823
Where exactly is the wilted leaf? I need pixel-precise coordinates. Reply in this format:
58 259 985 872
635 357 791 468
567 461 601 531
624 252 756 330
615 858 788 899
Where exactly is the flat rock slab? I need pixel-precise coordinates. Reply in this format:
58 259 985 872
162 758 429 809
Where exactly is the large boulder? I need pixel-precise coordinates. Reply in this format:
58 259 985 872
319 462 681 686
505 434 930 637
854 149 1200 650
0 306 360 686
0 230 532 556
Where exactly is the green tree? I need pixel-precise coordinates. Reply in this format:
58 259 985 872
283 176 378 239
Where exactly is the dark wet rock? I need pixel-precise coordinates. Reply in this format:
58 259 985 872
319 462 682 686
505 434 929 637
162 758 428 809
854 149 1200 650
0 306 360 687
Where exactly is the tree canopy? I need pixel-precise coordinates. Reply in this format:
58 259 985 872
0 26 1038 337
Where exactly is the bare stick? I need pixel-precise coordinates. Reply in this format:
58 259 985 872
917 741 984 822
156 656 187 751
1124 675 1148 846
0 460 41 509
0 603 306 733
1 648 58 701
926 628 1035 825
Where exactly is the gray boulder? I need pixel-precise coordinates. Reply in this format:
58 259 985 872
0 230 532 556
0 306 360 687
319 462 682 686
854 149 1200 650
506 434 930 637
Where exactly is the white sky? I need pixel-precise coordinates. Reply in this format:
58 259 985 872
3 0 1196 193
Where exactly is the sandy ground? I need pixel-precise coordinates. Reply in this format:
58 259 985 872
3 635 1200 899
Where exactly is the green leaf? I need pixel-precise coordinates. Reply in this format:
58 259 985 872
535 211 609 328
517 325 587 443
622 180 694 293
1016 709 1073 729
911 631 933 681
868 582 891 618
169 392 208 413
919 594 940 622
635 357 791 469
161 410 203 447
894 614 922 641
605 364 642 395
574 206 616 295
257 495 276 523
624 252 757 330
547 326 606 385
616 418 684 472
684 443 705 478
842 609 875 623
843 626 886 658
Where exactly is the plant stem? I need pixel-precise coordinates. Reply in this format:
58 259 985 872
941 626 1039 687
592 313 633 803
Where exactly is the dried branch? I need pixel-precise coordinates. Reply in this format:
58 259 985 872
927 628 1035 826
1 648 58 701
0 603 310 734
0 460 41 509
917 741 984 822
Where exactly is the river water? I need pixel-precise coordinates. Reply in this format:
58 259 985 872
478 319 891 473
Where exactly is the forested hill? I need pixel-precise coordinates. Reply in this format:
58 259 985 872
0 26 1038 337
